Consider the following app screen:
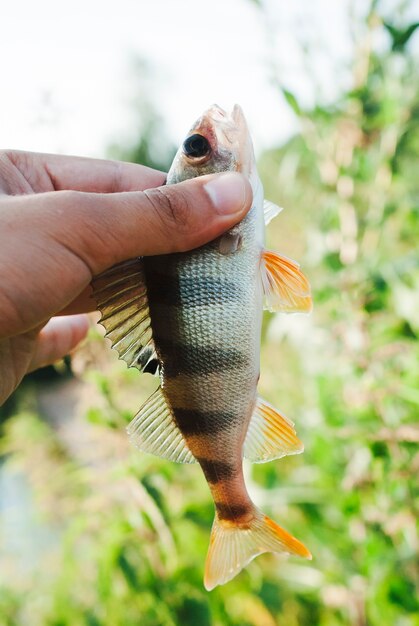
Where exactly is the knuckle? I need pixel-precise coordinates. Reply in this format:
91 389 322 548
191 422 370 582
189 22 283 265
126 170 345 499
58 189 98 222
0 151 31 194
1 151 43 192
1 149 19 163
59 188 85 206
57 191 113 271
144 187 191 233
46 189 88 222
110 160 124 193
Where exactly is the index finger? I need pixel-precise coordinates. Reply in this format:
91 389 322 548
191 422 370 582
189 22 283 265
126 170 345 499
1 150 167 194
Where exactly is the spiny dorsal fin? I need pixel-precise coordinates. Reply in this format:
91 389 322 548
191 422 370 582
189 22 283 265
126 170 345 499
244 397 304 463
127 387 196 464
91 258 159 374
264 200 283 225
260 250 313 314
204 506 311 590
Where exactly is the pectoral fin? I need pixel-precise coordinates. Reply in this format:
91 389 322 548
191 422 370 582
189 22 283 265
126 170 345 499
260 250 313 313
263 200 283 225
91 258 159 374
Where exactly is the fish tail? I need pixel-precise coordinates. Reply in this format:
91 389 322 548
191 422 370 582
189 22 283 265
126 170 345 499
204 507 311 591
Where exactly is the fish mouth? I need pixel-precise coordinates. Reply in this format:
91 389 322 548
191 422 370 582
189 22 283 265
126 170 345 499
213 104 254 176
207 104 244 144
206 103 244 124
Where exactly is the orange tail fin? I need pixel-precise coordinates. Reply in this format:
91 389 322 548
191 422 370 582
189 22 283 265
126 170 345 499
204 507 311 591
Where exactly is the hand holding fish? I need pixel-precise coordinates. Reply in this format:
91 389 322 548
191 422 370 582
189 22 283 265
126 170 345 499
0 150 252 404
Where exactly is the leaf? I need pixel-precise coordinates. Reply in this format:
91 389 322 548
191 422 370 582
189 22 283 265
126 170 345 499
282 88 302 116
176 597 212 626
117 551 141 591
384 21 419 51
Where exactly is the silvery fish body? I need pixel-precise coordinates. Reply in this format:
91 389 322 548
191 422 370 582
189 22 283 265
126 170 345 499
92 105 312 590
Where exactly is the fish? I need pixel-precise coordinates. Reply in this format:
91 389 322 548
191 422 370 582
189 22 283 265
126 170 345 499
91 104 313 590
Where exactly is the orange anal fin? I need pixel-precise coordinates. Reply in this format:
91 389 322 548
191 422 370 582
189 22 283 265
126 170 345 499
260 250 313 314
244 397 304 462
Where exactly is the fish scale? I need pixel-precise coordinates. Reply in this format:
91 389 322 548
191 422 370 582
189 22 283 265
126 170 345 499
92 104 313 590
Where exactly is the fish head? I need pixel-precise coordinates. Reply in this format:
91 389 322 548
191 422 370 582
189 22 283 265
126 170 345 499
167 104 258 187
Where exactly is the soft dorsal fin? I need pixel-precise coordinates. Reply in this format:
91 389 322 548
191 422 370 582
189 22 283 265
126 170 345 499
91 258 159 374
263 200 283 225
127 387 196 464
244 397 303 462
260 250 313 314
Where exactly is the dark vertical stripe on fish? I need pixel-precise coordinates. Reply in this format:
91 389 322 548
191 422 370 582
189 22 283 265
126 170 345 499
215 502 251 521
144 265 180 307
196 458 236 484
146 269 244 308
159 342 249 377
173 408 240 436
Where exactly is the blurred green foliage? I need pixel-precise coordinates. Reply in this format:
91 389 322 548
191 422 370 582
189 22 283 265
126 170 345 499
1 3 418 625
107 58 177 172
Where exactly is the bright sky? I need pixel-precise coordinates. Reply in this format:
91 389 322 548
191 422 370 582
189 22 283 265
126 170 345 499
1 0 362 159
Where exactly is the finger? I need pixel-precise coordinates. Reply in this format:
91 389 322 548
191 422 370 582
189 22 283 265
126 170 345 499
45 171 253 275
28 314 90 372
1 150 166 194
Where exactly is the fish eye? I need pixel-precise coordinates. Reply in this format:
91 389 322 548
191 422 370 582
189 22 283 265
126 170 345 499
183 134 211 158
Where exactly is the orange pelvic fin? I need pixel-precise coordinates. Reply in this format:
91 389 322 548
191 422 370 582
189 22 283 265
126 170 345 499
204 507 311 591
260 249 313 314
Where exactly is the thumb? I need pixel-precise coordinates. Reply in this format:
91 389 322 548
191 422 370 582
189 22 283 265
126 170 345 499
50 171 253 275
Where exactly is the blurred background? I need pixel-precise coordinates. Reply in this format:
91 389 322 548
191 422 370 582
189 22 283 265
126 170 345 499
1 0 418 624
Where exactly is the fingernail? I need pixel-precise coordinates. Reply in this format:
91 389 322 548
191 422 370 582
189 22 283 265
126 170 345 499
204 172 250 215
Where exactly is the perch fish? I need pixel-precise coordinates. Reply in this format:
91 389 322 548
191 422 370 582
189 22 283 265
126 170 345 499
92 104 313 590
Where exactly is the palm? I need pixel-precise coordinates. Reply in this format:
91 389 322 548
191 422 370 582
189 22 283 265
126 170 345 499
0 150 167 403
0 156 51 397
0 153 87 399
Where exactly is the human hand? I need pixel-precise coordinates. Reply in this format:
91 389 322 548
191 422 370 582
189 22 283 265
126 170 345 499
0 151 252 404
